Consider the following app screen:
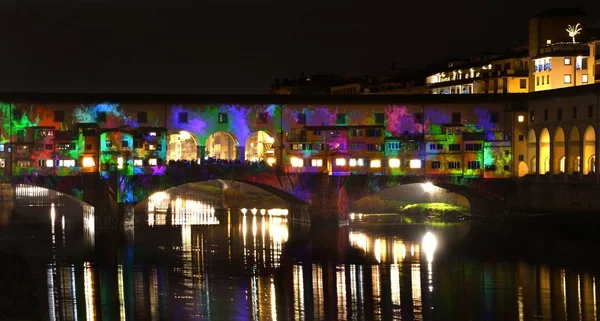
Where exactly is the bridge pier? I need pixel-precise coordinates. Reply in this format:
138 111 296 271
82 173 119 226
310 175 349 224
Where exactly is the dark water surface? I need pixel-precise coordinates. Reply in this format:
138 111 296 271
1 186 600 321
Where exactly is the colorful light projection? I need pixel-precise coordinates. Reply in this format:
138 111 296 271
0 100 514 180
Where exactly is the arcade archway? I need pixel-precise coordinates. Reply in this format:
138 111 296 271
583 126 596 174
206 131 239 160
568 126 581 173
168 130 198 161
245 131 276 164
527 129 537 174
552 127 565 174
539 128 550 174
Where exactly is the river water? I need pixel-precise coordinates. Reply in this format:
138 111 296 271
0 185 599 321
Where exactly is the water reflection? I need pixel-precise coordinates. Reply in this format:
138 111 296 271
5 186 600 320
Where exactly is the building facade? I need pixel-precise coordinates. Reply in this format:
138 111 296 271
0 94 525 180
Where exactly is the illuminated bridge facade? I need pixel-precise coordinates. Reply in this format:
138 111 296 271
3 84 600 217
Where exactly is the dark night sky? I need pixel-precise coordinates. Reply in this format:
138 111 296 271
1 0 599 94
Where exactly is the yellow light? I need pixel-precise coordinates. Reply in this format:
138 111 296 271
117 157 123 169
518 115 524 123
370 160 381 168
423 182 435 193
290 157 304 168
46 159 54 168
335 158 346 166
349 159 357 167
388 158 400 168
82 157 95 168
267 157 276 165
134 159 143 166
179 131 191 140
422 231 438 263
409 159 422 169
149 158 157 166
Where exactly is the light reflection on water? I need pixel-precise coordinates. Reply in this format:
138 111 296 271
2 187 600 320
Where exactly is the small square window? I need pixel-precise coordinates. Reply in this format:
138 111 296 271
564 58 571 65
86 144 92 150
489 111 499 123
564 74 572 84
218 113 228 124
137 111 148 123
582 74 589 83
296 113 306 124
122 140 129 148
178 112 188 124
518 135 524 141
54 110 65 122
374 113 384 124
519 79 527 89
336 113 346 125
451 112 461 124
257 112 268 124
519 155 524 161
45 144 53 150
97 112 107 122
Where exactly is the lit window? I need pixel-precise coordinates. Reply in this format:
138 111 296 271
409 159 422 169
546 39 551 44
266 157 276 165
564 58 571 65
149 132 157 136
148 158 158 166
388 158 400 168
59 159 76 167
335 158 346 166
357 159 365 166
0 145 4 152
134 159 143 166
311 159 323 167
82 157 95 168
564 74 571 84
582 74 588 83
46 159 54 168
0 158 4 168
117 157 124 169
290 157 304 168
148 144 156 150
370 160 381 168
518 115 524 122
349 159 357 167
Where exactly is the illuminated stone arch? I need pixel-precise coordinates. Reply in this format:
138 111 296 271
205 131 241 161
167 130 199 161
552 127 565 174
539 128 550 174
244 130 278 164
517 161 529 177
568 126 581 174
583 125 596 174
527 128 537 174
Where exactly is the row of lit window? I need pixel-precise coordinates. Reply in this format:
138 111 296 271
290 157 423 169
536 74 588 86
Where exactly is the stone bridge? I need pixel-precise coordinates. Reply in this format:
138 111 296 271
8 164 514 222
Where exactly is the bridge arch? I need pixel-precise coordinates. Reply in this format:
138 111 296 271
583 125 596 174
140 179 309 208
13 183 93 207
353 182 471 211
568 126 581 174
205 131 241 161
539 128 550 174
527 128 537 174
244 130 278 164
552 127 565 174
